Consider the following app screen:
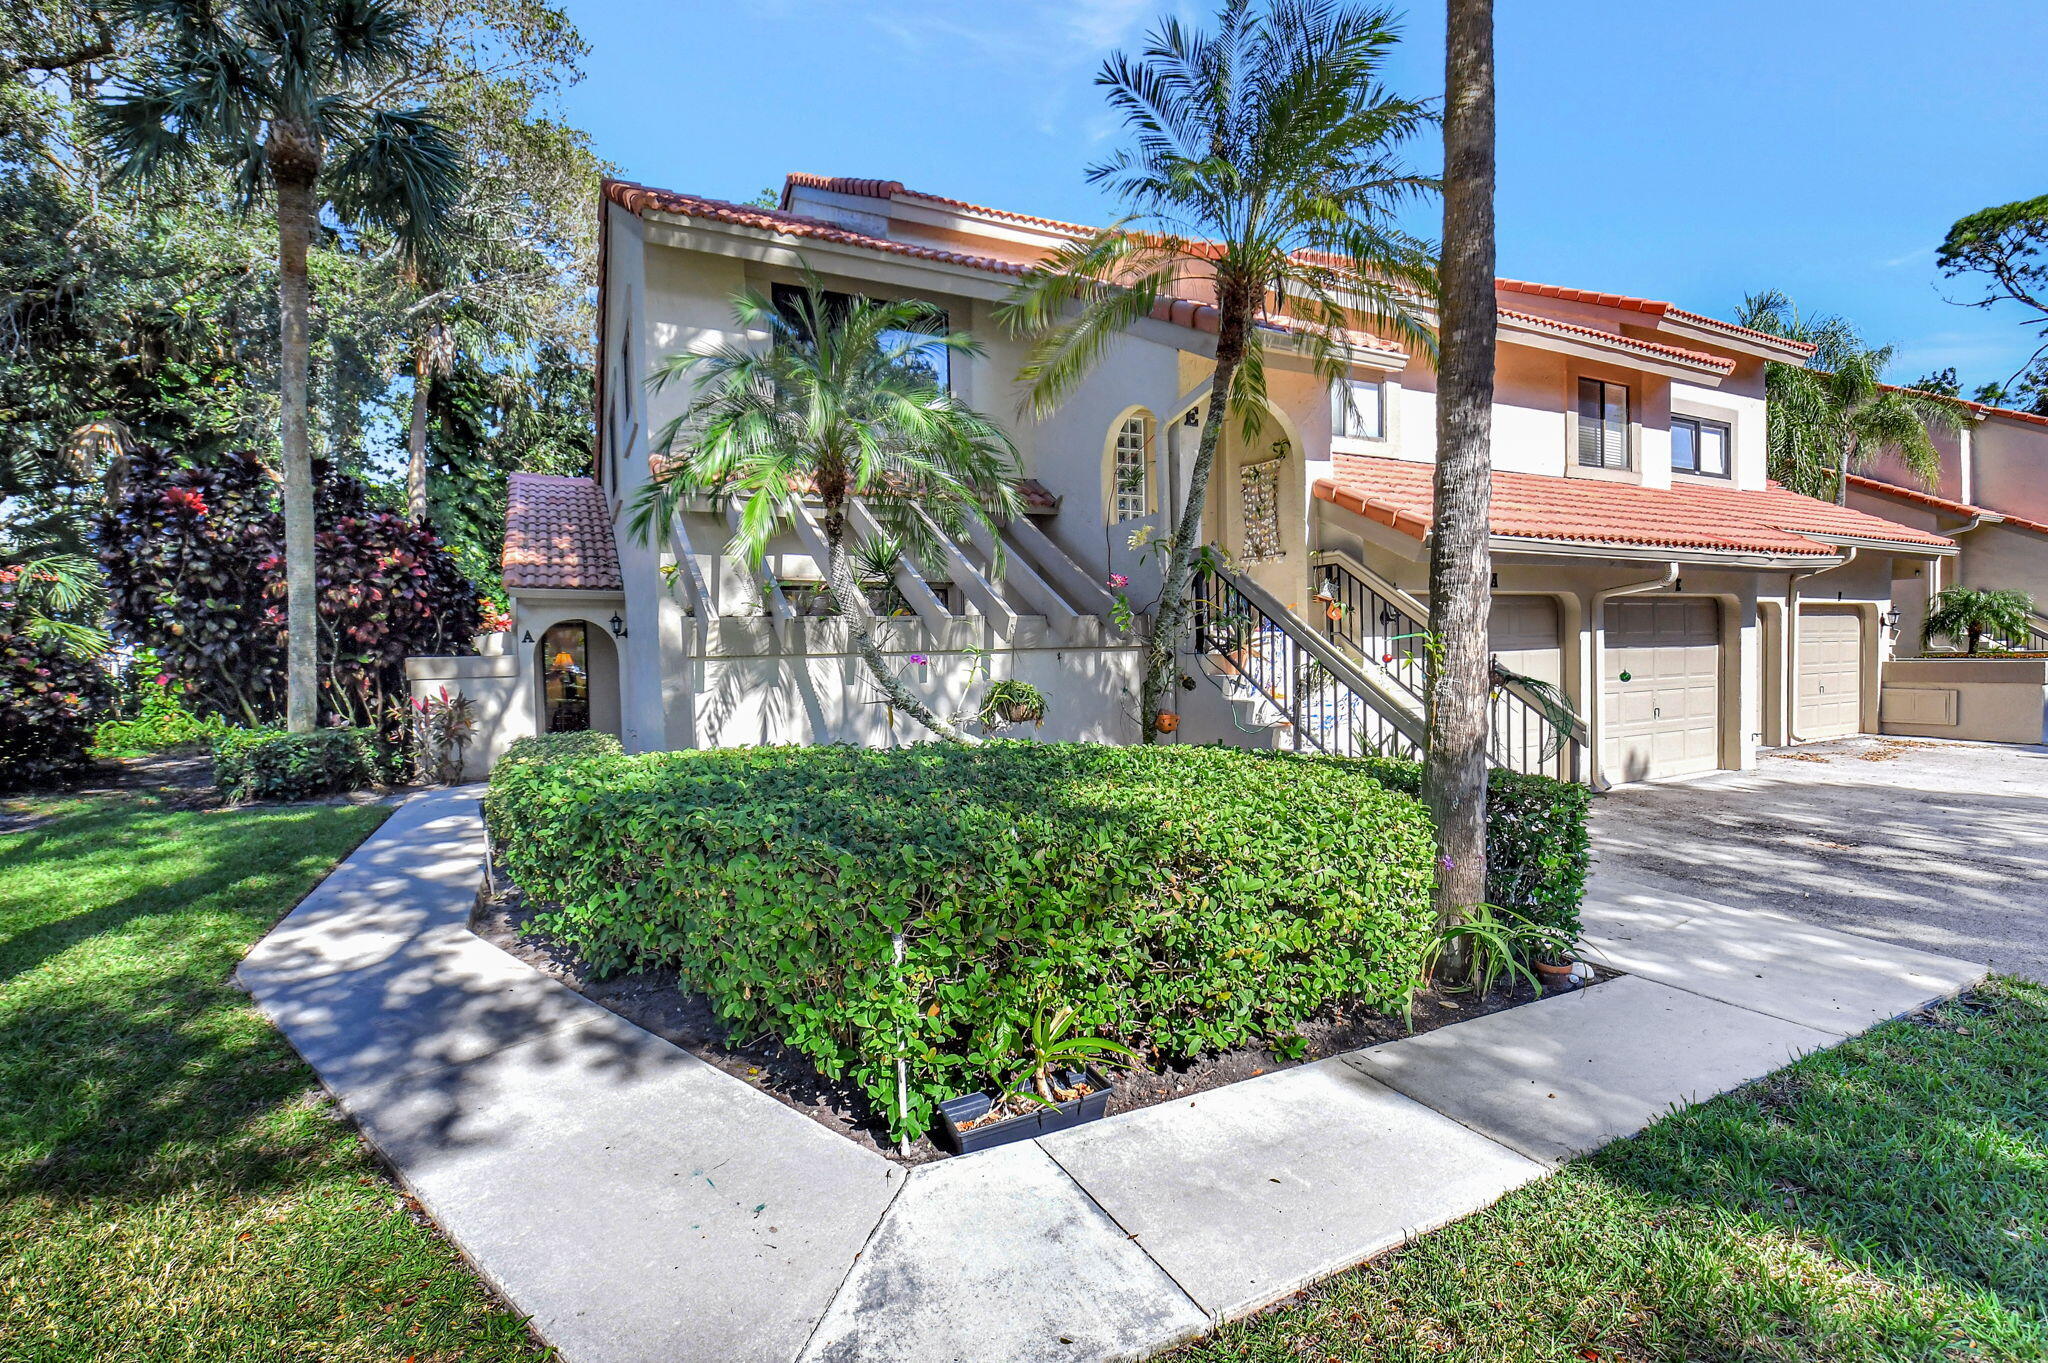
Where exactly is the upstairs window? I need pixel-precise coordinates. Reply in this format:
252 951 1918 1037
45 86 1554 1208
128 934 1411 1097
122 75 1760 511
1671 414 1731 478
1577 378 1630 470
769 282 950 390
1332 378 1386 440
1111 414 1151 522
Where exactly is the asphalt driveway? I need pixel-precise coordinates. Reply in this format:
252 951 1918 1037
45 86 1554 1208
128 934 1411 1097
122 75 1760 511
1591 735 2048 983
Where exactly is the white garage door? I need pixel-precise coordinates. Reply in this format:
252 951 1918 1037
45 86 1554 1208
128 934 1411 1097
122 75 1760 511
1490 595 1563 688
1603 598 1721 782
1797 608 1863 740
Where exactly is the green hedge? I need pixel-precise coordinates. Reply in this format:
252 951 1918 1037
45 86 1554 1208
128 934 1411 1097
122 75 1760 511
212 727 381 804
500 731 624 768
1347 757 1591 940
487 742 1440 1141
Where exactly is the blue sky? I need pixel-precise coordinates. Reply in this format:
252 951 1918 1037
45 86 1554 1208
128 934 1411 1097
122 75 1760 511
559 0 2047 393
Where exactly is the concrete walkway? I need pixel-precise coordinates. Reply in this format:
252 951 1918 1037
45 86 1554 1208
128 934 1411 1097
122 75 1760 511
241 786 1988 1363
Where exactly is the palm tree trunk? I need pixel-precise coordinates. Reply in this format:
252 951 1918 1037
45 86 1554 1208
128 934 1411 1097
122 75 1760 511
406 329 434 523
821 510 978 744
1425 0 1498 974
272 146 321 734
1142 291 1250 741
1835 435 1857 505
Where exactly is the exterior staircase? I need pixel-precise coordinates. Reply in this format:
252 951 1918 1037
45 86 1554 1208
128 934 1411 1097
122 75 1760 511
1193 552 1587 781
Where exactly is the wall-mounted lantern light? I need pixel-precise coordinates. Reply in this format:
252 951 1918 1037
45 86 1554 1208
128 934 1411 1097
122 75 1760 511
1881 607 1903 632
609 613 628 638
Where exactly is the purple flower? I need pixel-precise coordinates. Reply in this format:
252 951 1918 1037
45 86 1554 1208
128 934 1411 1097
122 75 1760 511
908 654 928 666
1438 854 1456 872
1107 573 1130 589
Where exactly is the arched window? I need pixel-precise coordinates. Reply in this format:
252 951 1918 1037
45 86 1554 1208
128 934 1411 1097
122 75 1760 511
1111 413 1151 523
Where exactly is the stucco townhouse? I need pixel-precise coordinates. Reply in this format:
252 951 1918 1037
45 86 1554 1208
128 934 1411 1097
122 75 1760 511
1846 396 2048 652
414 172 1966 787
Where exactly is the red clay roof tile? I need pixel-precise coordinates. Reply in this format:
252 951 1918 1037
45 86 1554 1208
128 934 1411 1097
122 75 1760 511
1315 454 1953 558
1848 474 2048 536
503 473 623 592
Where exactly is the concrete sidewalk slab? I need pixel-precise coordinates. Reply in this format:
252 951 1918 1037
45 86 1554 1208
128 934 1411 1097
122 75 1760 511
1038 1059 1544 1321
1584 875 1988 1035
799 1142 1207 1363
1342 976 1837 1165
247 929 608 1091
344 1005 900 1363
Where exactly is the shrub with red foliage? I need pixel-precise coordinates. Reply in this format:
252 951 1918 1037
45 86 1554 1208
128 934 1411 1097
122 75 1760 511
100 446 482 726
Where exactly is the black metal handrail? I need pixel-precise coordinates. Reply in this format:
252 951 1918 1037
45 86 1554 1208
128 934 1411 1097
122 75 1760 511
1195 565 1421 761
1310 559 1584 782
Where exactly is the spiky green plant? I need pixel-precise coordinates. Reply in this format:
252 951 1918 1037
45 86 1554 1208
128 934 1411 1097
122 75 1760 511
1922 586 2037 655
996 0 1437 740
629 275 1024 742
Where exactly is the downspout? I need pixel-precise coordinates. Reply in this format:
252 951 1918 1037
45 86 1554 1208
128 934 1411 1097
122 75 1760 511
1786 547 1856 744
1587 562 1680 788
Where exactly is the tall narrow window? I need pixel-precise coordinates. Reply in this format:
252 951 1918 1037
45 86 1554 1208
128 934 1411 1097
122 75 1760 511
1332 378 1385 440
1577 378 1630 470
1671 414 1731 477
1112 414 1150 522
540 622 590 733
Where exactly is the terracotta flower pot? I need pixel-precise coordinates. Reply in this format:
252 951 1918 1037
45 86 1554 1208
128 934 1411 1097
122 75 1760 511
1155 711 1181 734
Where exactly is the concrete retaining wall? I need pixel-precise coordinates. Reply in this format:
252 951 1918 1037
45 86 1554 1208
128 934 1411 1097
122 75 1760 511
1879 655 2047 745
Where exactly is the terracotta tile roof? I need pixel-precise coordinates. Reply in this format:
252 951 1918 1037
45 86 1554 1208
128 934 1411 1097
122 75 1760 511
1849 474 2048 536
1497 307 1734 373
605 179 1032 278
783 173 1100 236
1315 454 1954 558
1875 383 2048 429
1496 279 1818 356
502 473 623 592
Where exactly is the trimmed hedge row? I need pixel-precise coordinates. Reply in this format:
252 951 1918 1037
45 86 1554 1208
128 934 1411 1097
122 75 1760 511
501 731 624 767
213 727 382 804
1347 757 1590 941
487 742 1441 1141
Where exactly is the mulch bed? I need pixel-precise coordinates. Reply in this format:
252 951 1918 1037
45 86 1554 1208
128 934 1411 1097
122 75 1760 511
475 875 1601 1165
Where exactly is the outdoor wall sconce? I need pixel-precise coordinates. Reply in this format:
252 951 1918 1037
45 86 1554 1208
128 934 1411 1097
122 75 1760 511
1881 607 1903 631
1183 408 1201 427
609 613 628 638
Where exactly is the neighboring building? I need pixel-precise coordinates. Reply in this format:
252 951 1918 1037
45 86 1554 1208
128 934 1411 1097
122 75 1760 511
1847 398 2048 652
415 172 1961 786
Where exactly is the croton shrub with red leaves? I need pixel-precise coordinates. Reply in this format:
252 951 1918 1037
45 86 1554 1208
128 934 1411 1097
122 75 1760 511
99 446 482 727
0 575 114 791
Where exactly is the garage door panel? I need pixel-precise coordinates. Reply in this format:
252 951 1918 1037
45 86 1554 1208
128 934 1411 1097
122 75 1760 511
1797 608 1863 740
1489 595 1562 689
1603 598 1722 781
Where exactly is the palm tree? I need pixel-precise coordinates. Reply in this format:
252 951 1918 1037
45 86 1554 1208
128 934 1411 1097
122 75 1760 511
629 279 1024 743
1736 291 1965 504
997 0 1437 740
0 554 110 661
1922 586 2036 655
1426 0 1496 971
96 0 464 731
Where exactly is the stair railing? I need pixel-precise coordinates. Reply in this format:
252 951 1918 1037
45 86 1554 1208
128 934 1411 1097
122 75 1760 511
1195 559 1425 760
1309 553 1588 782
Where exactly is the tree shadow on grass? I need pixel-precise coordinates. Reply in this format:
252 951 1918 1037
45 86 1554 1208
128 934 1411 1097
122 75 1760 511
1582 976 2048 1320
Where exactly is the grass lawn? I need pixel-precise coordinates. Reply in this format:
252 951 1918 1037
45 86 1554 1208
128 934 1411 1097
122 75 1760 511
0 786 548 1361
1178 976 2048 1362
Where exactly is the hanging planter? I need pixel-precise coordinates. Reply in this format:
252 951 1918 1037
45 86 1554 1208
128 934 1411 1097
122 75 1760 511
978 678 1047 729
1155 711 1181 734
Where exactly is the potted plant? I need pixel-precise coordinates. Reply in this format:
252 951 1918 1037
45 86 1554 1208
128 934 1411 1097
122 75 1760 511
936 1005 1139 1155
1207 608 1256 670
978 678 1047 728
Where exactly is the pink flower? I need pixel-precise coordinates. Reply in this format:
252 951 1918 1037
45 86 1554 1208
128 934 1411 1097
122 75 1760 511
908 654 928 666
1107 573 1129 589
154 673 170 686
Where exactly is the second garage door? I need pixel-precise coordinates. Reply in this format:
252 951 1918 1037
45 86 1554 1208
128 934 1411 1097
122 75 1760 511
1796 607 1864 740
1603 598 1721 782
